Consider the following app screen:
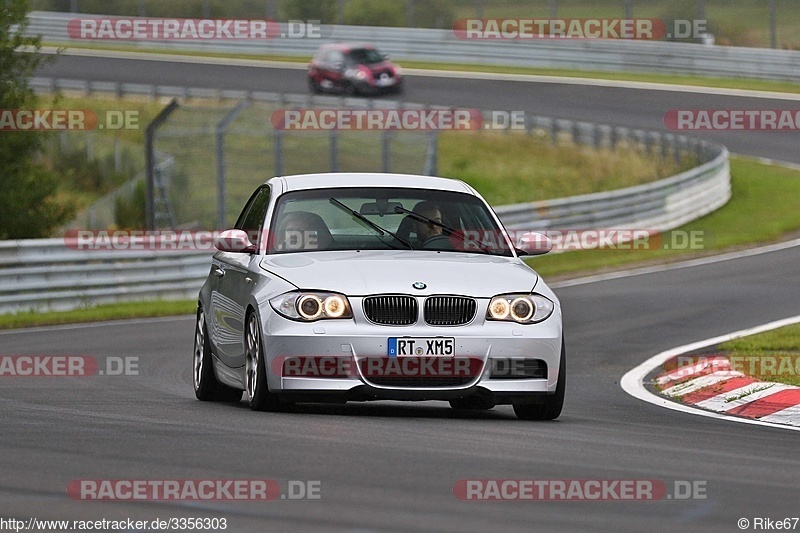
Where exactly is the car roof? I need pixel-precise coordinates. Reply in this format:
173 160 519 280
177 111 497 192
317 42 377 52
268 173 474 194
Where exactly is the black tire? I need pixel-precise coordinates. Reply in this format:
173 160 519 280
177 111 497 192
308 77 322 94
244 311 282 411
344 82 358 96
512 339 566 420
193 307 243 403
449 396 495 410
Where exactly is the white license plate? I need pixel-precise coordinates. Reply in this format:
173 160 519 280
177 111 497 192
388 337 455 356
376 77 395 87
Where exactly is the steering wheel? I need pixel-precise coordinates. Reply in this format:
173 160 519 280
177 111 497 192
420 234 453 250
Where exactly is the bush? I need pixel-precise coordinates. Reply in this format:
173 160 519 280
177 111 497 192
343 0 404 27
114 180 147 229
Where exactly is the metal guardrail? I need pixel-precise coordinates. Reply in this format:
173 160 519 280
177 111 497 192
0 240 209 313
25 11 800 82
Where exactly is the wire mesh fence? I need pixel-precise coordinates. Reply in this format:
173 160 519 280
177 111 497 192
147 96 437 230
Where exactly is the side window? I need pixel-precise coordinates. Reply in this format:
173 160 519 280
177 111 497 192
234 186 271 247
327 50 344 67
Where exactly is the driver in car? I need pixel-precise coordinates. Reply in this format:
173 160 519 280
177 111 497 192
276 211 332 251
411 201 443 246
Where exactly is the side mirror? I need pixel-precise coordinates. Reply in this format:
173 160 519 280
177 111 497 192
214 229 256 253
515 232 552 256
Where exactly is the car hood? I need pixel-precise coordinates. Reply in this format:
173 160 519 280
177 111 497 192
260 251 538 297
365 60 395 73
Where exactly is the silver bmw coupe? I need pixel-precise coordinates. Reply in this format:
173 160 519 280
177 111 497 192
193 173 565 420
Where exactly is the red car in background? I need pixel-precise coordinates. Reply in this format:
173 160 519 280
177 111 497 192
308 43 403 96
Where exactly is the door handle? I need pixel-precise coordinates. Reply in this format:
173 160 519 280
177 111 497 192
214 268 225 278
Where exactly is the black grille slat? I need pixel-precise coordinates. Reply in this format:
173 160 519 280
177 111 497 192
364 295 417 325
424 296 477 326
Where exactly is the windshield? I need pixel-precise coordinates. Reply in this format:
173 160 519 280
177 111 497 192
345 48 384 65
267 187 513 256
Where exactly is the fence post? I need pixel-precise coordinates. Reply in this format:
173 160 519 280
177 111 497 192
382 131 391 173
330 131 339 172
145 99 180 231
85 131 94 161
424 132 438 176
274 130 284 177
216 101 249 229
114 137 122 174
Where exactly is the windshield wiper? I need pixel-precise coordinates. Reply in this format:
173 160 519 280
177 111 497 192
392 205 497 254
329 198 413 250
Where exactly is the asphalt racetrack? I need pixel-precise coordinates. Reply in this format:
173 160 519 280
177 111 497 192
1 53 797 531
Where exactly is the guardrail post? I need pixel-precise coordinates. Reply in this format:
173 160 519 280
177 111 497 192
550 119 558 145
572 122 580 145
145 99 180 231
216 101 249 229
645 132 655 156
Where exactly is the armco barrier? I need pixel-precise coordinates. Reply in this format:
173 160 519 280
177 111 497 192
24 11 800 82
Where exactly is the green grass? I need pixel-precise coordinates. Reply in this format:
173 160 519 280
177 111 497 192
0 299 197 330
50 42 800 95
526 157 800 278
718 323 800 387
439 131 688 204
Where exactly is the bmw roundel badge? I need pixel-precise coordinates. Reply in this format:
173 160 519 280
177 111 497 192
412 282 427 290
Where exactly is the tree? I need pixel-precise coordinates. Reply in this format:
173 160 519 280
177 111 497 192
0 0 73 239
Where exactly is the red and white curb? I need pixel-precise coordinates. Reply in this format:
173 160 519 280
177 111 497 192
621 315 800 432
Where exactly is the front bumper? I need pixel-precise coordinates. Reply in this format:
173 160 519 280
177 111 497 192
261 303 562 401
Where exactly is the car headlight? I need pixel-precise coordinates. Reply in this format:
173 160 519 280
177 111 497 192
486 294 554 324
270 291 353 321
